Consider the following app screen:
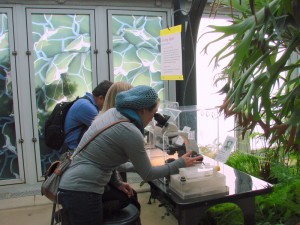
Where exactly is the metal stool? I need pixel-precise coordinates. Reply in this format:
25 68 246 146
50 203 57 225
51 203 140 225
103 203 140 225
50 203 67 225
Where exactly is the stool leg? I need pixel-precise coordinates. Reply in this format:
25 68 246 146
119 172 127 182
50 203 56 225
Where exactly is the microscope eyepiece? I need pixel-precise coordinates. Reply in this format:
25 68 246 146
154 113 170 128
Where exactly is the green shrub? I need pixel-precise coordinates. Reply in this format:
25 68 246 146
256 179 300 224
199 203 243 225
226 152 261 178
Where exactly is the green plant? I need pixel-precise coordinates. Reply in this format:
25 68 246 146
226 151 261 178
225 151 300 224
199 203 243 225
256 179 300 224
202 0 300 154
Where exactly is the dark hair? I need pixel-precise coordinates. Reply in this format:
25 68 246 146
92 80 113 98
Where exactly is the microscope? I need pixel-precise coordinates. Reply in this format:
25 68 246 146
153 113 203 161
150 113 227 199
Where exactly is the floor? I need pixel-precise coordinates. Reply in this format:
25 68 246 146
0 191 177 225
0 173 177 225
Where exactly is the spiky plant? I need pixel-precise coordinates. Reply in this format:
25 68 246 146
202 0 300 158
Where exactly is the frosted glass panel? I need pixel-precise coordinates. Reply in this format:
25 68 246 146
0 13 20 180
31 13 93 174
111 15 165 100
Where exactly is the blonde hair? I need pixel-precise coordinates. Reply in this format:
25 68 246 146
100 82 133 114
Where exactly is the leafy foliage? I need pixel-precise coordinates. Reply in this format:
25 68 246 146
200 152 300 224
232 152 300 224
202 0 300 153
226 151 261 178
256 179 300 224
193 0 300 223
199 203 243 225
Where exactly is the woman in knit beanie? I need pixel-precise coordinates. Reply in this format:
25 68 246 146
94 82 141 217
58 85 202 225
114 85 160 134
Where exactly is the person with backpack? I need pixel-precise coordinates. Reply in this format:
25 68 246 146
63 80 113 153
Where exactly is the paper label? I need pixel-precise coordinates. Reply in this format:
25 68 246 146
214 136 237 163
175 126 191 146
160 25 183 80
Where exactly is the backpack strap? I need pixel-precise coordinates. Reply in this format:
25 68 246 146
72 119 130 158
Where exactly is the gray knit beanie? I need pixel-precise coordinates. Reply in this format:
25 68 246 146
115 85 158 110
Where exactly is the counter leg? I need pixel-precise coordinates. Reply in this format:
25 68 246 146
234 197 256 225
177 207 207 225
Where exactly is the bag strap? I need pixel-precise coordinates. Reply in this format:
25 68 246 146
71 119 129 158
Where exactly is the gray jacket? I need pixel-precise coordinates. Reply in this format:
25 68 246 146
59 108 186 194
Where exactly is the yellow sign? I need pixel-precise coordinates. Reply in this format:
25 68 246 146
160 25 183 80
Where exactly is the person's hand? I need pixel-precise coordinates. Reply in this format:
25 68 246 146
181 151 203 167
118 182 134 198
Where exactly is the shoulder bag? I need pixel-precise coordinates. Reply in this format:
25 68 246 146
41 119 129 202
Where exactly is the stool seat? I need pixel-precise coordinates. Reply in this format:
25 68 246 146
103 203 139 225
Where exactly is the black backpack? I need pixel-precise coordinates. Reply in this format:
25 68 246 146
44 96 91 149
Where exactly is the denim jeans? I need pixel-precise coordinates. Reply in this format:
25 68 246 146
58 189 103 225
58 187 141 225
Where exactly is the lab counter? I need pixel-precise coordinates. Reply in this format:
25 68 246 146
147 149 273 225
